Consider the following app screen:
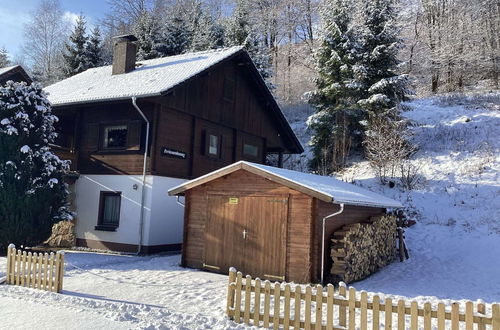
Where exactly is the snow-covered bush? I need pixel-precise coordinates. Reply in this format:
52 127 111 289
0 81 70 251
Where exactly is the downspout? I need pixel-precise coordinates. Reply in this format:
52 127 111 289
321 203 345 284
132 97 150 255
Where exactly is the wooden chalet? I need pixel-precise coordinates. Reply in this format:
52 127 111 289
169 161 402 283
0 65 32 85
44 35 302 253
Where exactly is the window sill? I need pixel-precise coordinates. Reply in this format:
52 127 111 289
94 225 118 232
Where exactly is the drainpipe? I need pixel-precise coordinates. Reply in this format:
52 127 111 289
321 203 345 284
132 97 150 255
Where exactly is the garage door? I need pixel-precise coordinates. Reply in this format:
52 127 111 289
203 194 288 281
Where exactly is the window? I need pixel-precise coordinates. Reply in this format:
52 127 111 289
205 131 222 159
243 143 259 158
208 134 219 156
96 192 121 231
102 125 128 149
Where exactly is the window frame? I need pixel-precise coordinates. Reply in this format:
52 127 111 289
95 191 122 231
204 130 223 160
242 142 260 160
100 123 129 151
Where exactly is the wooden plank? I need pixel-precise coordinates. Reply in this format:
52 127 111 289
284 284 291 330
465 301 473 330
385 297 392 330
263 281 271 328
58 252 65 292
253 278 261 327
37 253 43 289
244 275 251 324
477 302 486 330
397 300 405 330
305 285 312 330
26 252 32 288
339 285 347 327
234 272 243 323
372 295 380 330
326 284 334 330
437 303 445 330
493 304 500 330
315 284 323 330
42 253 49 290
451 303 459 330
15 250 21 286
227 268 236 316
348 287 356 330
6 246 12 284
53 252 61 293
424 302 432 330
273 282 281 330
21 251 27 287
410 301 418 330
360 291 368 330
294 285 301 329
48 252 55 291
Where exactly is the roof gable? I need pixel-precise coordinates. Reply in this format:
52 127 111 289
169 161 403 209
0 65 32 84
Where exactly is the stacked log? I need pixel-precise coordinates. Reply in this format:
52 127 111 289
330 215 397 284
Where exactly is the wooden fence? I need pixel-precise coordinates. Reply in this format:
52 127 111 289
227 268 500 330
5 244 64 293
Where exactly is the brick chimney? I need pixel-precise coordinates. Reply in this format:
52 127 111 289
112 34 138 75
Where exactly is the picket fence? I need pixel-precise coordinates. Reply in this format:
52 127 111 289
226 268 500 330
5 244 64 293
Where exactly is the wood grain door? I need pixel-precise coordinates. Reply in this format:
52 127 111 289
244 196 288 281
204 194 288 280
204 194 246 272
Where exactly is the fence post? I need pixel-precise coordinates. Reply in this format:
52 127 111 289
6 244 14 284
385 297 393 330
465 301 473 330
373 295 381 330
244 275 252 324
263 280 271 328
315 284 323 330
305 285 312 329
294 285 302 329
273 282 281 330
326 284 334 330
348 287 356 330
57 251 65 292
477 301 486 330
253 278 261 327
424 302 432 330
437 303 445 330
339 283 347 327
493 304 500 330
410 301 418 330
284 284 291 330
361 291 368 330
227 268 236 317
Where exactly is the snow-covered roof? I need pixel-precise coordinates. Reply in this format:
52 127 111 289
45 47 244 106
0 65 18 76
168 161 403 209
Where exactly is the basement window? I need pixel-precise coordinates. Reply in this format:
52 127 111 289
95 192 121 231
102 125 128 149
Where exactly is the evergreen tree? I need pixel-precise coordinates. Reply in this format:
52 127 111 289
158 16 191 56
356 0 409 119
63 15 89 76
224 0 274 89
134 11 162 60
0 82 70 250
190 6 223 52
308 0 362 173
86 27 103 68
0 47 10 68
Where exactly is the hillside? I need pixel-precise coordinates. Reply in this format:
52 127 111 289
284 92 500 302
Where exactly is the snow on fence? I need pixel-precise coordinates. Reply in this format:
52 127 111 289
5 244 64 293
226 268 500 330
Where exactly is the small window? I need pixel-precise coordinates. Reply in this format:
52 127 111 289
243 143 259 158
96 192 121 231
102 125 128 149
208 134 219 156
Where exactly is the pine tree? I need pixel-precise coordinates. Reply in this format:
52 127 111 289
308 0 362 173
0 82 71 250
0 47 10 68
134 11 162 60
63 15 89 76
356 0 409 119
86 27 103 68
224 0 274 89
190 6 222 52
157 16 191 56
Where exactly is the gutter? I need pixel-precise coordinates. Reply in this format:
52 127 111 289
321 203 345 284
132 97 150 255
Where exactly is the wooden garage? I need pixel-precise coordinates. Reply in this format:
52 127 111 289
168 161 402 284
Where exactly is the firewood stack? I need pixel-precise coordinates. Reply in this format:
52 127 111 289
330 215 397 284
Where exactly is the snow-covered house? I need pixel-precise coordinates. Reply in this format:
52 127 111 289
168 161 402 283
44 35 303 253
0 65 32 85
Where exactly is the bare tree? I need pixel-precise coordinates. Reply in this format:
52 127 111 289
22 0 68 85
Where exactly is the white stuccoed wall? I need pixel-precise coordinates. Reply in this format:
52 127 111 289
74 175 186 247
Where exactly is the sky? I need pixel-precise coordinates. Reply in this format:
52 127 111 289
0 0 110 58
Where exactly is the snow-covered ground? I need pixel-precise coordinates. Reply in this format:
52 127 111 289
0 93 499 328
